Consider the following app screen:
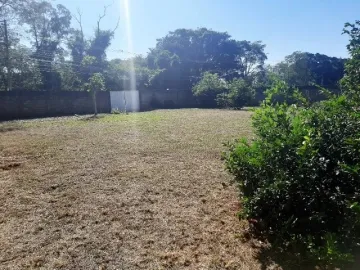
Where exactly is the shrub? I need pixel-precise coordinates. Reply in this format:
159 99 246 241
224 80 360 265
226 79 255 109
193 73 257 109
215 92 232 108
192 72 228 108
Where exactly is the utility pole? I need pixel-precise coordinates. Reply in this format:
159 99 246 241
3 19 11 91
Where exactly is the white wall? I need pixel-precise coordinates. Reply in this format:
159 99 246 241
110 90 140 112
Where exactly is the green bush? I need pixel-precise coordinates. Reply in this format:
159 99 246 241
192 72 228 108
224 80 360 265
216 79 255 109
226 79 255 109
215 92 232 108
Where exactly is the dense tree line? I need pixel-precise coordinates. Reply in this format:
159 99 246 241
0 0 347 108
270 51 346 88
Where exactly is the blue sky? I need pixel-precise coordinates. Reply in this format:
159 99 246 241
58 0 359 64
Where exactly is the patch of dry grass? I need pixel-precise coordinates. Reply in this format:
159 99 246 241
0 109 276 270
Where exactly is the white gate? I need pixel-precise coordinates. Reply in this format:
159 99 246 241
110 90 140 112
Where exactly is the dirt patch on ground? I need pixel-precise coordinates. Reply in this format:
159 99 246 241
0 109 275 269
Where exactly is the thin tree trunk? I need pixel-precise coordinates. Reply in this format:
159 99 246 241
93 91 97 116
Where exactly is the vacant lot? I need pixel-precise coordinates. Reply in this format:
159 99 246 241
0 109 269 270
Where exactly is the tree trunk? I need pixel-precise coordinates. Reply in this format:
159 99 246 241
93 91 98 116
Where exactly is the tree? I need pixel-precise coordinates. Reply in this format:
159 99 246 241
308 53 345 87
85 72 105 116
225 40 267 82
0 0 30 14
341 20 360 101
147 49 179 70
67 4 118 91
192 72 228 107
105 57 161 91
9 45 42 90
272 52 345 88
148 28 267 90
226 78 255 108
19 0 71 90
0 0 31 91
0 44 42 91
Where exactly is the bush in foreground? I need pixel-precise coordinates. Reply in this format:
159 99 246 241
224 80 360 265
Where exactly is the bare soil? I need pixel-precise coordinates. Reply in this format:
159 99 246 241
0 109 273 270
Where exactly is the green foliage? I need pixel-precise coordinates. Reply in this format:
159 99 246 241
0 45 42 91
86 72 105 93
19 1 72 90
105 57 161 91
192 72 228 107
148 28 267 90
0 0 117 92
271 51 345 88
85 72 105 115
193 74 256 108
87 30 114 65
224 79 360 265
264 79 308 106
226 79 255 108
341 20 360 102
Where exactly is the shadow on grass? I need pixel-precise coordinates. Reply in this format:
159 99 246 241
79 115 105 121
255 246 316 270
255 245 360 270
0 122 24 133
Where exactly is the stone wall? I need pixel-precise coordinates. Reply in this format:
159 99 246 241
0 91 111 120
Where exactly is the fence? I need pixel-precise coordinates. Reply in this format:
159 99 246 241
0 91 111 120
0 87 337 121
139 90 195 110
110 90 140 112
0 89 196 120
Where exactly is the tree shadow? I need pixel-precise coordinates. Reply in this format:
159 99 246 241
255 245 360 270
79 115 105 121
0 122 24 133
255 246 316 270
345 250 360 270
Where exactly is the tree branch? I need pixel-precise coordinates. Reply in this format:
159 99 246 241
97 1 115 34
112 16 120 34
74 8 84 42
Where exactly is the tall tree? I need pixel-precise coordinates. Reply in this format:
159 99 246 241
20 0 71 90
0 0 32 91
272 51 345 88
341 20 360 101
148 28 266 90
105 57 161 91
225 40 267 82
67 4 118 90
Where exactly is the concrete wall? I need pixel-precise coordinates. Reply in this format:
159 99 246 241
139 90 195 110
0 90 196 121
0 91 111 120
0 87 340 120
110 91 140 112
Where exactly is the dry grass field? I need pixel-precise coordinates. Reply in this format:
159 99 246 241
0 109 276 270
